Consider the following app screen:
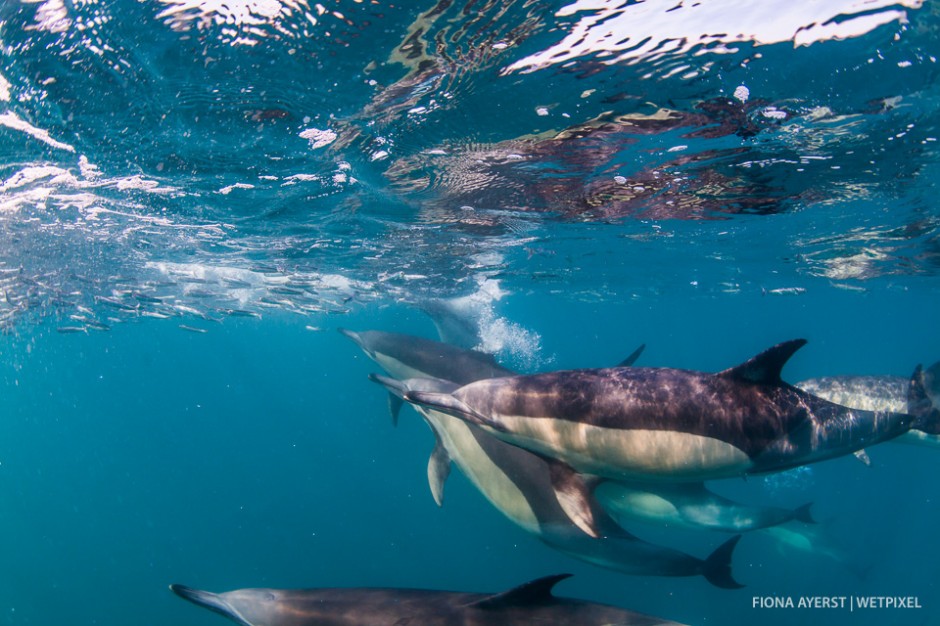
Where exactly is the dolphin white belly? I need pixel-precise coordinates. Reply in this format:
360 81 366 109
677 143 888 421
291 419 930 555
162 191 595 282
493 415 753 480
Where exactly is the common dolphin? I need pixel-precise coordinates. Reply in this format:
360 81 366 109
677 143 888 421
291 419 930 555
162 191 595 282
340 329 742 588
594 481 814 533
374 373 742 588
402 339 939 536
170 574 688 625
796 361 940 448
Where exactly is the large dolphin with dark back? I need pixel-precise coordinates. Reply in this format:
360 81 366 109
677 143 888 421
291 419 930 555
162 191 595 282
340 328 742 588
170 574 687 626
402 339 940 537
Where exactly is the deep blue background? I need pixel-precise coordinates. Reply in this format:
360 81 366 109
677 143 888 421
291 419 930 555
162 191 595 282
2 284 938 626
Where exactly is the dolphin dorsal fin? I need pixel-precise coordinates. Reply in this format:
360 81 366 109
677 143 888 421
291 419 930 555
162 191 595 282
617 343 646 367
470 574 572 609
719 339 807 385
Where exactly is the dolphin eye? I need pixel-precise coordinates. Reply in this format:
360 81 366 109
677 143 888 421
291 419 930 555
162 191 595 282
264 592 276 602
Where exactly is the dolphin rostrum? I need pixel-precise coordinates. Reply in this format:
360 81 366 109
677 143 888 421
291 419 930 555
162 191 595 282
402 339 938 537
170 575 688 625
340 328 742 588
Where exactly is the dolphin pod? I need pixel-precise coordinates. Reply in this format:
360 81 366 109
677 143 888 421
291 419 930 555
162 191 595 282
340 328 741 588
346 329 817 538
170 575 688 626
401 339 939 537
372 373 742 588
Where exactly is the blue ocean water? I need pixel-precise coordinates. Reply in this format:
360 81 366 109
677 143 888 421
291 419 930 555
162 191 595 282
1 0 939 624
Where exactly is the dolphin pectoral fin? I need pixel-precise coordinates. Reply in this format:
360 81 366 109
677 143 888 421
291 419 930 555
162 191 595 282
616 343 646 367
368 374 408 426
388 393 404 427
428 432 452 507
549 461 600 538
468 574 572 609
719 339 807 384
702 536 744 589
853 449 872 466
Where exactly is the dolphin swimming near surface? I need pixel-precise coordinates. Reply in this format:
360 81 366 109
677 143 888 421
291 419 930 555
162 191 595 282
401 339 939 536
170 574 689 626
338 328 513 385
342 328 798 535
339 327 514 424
796 361 940 448
340 328 742 588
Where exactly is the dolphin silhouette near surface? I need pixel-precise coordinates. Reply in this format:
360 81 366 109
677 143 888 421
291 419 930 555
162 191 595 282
401 339 939 537
170 575 689 626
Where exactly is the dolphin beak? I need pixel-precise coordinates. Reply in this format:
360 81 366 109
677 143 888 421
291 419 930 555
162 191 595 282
337 327 361 345
170 585 251 626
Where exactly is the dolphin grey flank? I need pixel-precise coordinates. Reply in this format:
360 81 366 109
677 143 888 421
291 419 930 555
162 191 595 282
402 339 939 536
341 328 742 588
796 360 940 449
594 480 814 533
170 575 688 626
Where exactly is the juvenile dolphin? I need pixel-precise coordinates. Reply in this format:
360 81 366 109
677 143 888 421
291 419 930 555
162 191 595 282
402 340 939 536
170 575 688 625
340 329 742 588
796 361 940 448
594 481 814 533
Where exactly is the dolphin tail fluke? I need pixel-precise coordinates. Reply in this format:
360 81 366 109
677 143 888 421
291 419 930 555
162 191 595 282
549 461 601 539
909 365 940 434
792 502 816 524
702 535 744 590
428 430 452 507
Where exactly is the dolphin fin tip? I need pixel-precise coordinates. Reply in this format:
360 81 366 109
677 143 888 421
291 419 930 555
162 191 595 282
703 535 744 590
793 502 816 524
